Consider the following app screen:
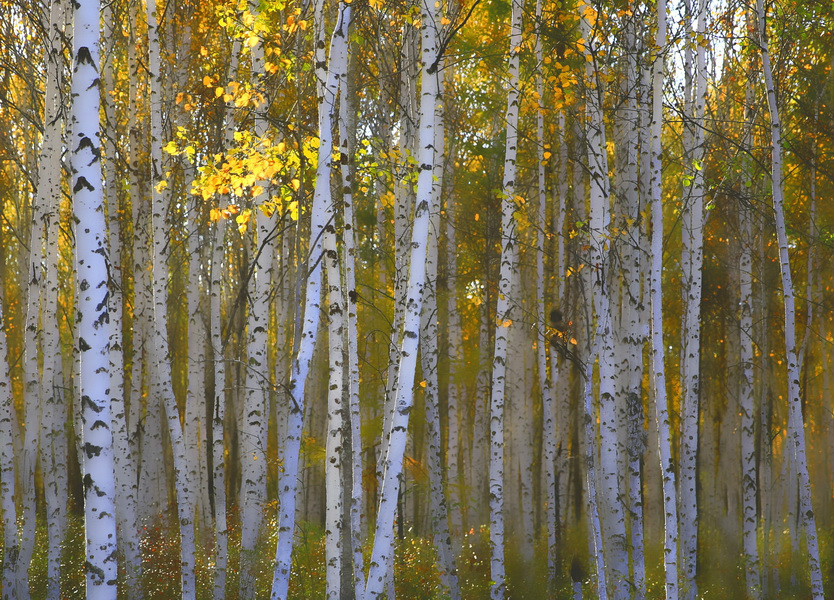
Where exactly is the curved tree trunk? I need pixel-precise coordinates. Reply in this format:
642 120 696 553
752 1 823 596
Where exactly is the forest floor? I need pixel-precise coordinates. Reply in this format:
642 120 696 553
12 513 832 599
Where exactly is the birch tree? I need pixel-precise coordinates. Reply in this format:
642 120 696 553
270 3 351 597
72 0 120 595
679 3 707 597
649 1 680 597
534 0 557 584
578 3 628 595
239 7 274 595
751 1 823 596
486 1 523 597
362 0 441 594
335 33 364 597
0 296 17 600
322 9 354 596
147 0 197 595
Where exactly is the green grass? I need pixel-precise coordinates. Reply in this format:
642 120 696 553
5 512 834 598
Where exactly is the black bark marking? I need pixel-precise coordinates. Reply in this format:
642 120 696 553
73 177 95 193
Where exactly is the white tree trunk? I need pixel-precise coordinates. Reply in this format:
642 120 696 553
487 2 523 597
362 0 439 595
324 215 345 600
752 1 823 596
72 0 120 594
102 6 142 596
239 12 274 595
211 215 228 600
739 173 760 599
322 11 353 596
270 5 351 597
534 1 557 583
679 4 707 598
578 4 628 595
0 295 18 600
617 10 646 597
649 2 680 598
36 2 69 598
336 44 365 600
581 357 608 600
147 1 196 595
445 221 464 542
419 69 460 600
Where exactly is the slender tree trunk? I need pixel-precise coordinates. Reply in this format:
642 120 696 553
270 5 351 597
322 11 353 597
752 2 824 596
487 2 523 597
211 215 229 600
649 2 680 598
534 0 557 584
419 66 460 600
239 9 274 595
102 5 142 596
362 0 439 594
337 38 365 600
581 356 608 600
579 4 628 595
34 2 69 598
72 0 121 594
618 8 646 597
0 295 17 600
147 0 196 595
739 170 761 599
679 3 707 597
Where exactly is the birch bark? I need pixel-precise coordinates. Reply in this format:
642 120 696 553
739 169 760 599
270 4 351 597
102 6 142 595
37 2 69 597
362 0 440 594
487 2 523 597
0 297 17 600
240 10 274 595
579 4 628 595
322 10 353 597
534 0 557 583
649 2 680 597
336 42 365 599
679 4 707 597
752 1 824 596
72 0 120 595
419 68 460 600
147 0 196 595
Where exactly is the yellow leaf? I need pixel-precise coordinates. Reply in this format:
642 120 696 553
155 180 168 192
210 208 221 222
419 380 427 388
163 140 178 155
215 86 224 97
203 75 213 87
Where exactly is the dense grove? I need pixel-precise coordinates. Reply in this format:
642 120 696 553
1 0 833 598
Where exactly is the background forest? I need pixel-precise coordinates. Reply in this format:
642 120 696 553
0 0 833 598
